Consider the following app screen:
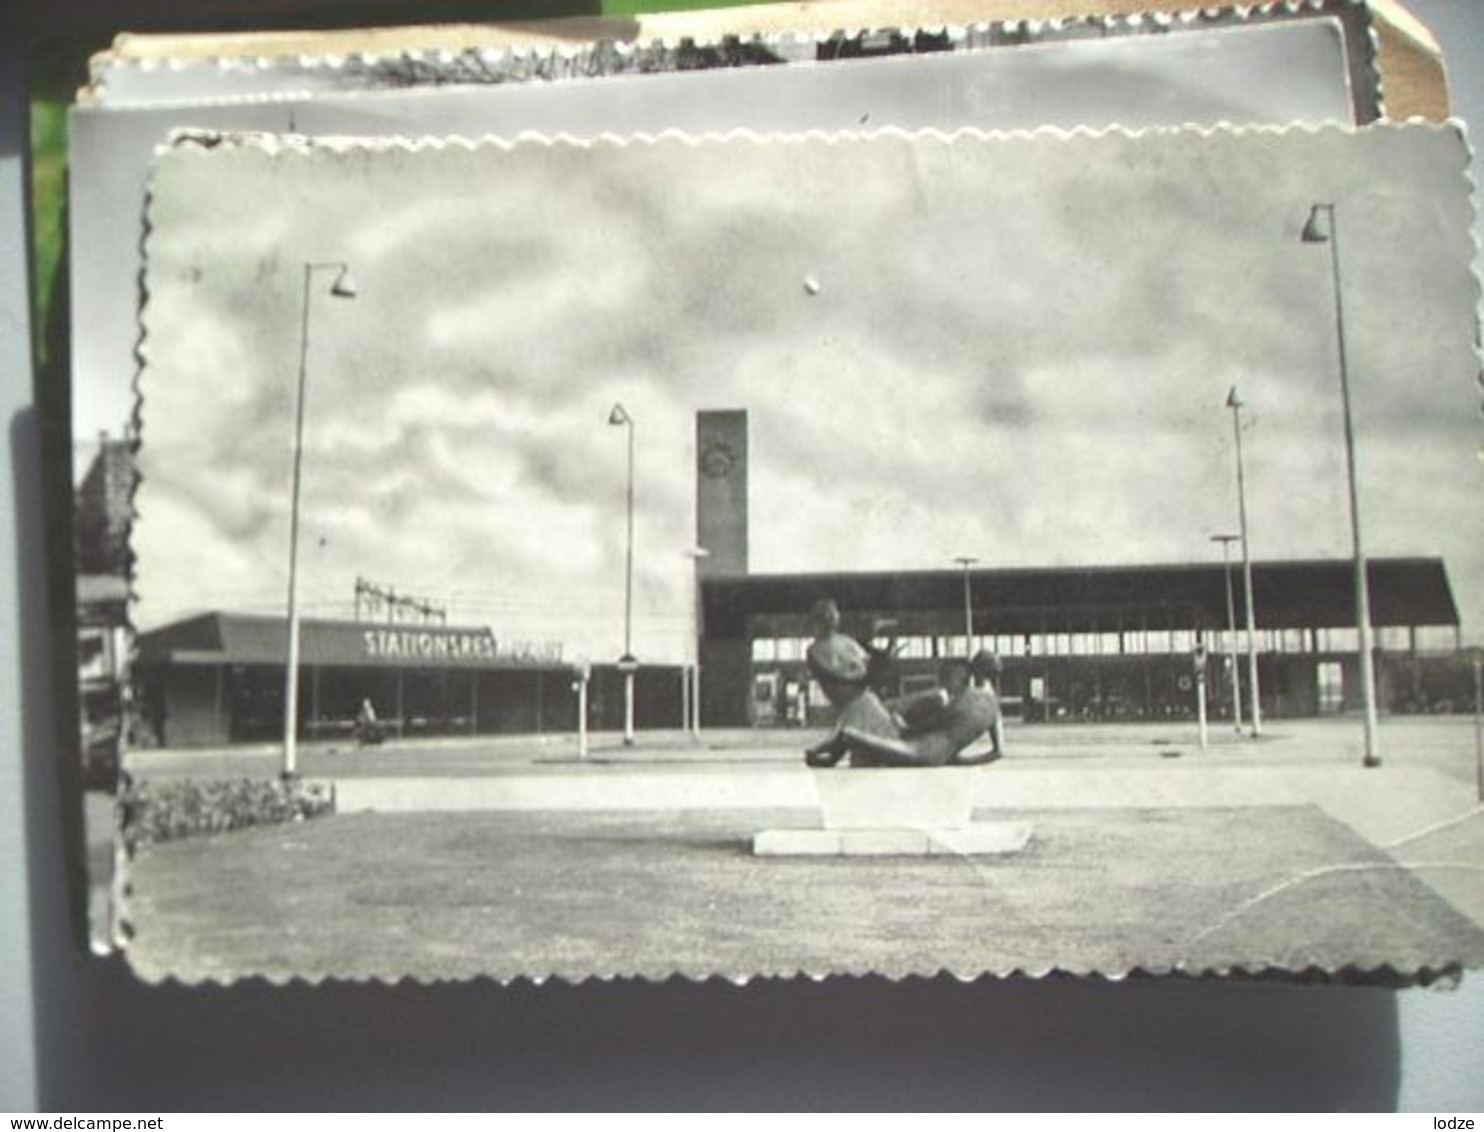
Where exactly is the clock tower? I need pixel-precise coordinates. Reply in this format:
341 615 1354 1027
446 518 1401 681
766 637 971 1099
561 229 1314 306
694 410 750 726
695 409 748 578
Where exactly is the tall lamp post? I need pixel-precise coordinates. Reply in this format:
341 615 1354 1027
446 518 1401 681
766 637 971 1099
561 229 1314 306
283 261 357 777
953 555 979 657
1302 202 1380 767
1225 386 1262 738
608 403 638 745
683 546 710 739
1210 533 1244 735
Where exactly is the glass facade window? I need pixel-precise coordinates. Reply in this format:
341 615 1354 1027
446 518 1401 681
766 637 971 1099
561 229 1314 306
896 635 929 660
1377 626 1409 651
1416 625 1456 652
1324 627 1360 653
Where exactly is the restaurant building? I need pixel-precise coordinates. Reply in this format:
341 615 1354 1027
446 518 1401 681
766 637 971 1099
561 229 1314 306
134 612 683 748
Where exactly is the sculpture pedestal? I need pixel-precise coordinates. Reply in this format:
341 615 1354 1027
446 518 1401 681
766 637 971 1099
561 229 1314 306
814 765 978 830
752 767 1032 857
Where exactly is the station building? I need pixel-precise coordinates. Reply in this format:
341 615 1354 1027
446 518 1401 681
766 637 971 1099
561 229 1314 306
690 411 1468 728
696 558 1464 727
132 409 1470 746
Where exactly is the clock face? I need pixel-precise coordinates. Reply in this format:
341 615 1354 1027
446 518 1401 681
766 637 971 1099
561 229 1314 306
700 440 738 480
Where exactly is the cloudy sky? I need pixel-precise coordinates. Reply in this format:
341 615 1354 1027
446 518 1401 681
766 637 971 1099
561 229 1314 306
133 124 1480 661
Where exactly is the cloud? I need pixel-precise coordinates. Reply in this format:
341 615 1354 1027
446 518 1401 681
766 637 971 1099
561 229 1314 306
134 127 1483 658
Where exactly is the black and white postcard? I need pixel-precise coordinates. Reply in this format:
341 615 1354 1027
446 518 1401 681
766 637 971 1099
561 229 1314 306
122 122 1484 984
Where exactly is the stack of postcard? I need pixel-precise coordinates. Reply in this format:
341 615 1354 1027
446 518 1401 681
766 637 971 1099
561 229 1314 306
61 0 1484 987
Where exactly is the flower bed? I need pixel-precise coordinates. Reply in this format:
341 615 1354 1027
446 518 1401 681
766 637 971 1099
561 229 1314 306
123 777 334 846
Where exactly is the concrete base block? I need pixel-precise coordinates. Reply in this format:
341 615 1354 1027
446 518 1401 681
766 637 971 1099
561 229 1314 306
753 829 843 856
840 829 933 855
753 822 1033 858
813 767 979 830
927 823 1034 855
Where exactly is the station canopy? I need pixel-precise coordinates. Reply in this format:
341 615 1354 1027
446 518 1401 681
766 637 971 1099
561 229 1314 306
700 557 1459 639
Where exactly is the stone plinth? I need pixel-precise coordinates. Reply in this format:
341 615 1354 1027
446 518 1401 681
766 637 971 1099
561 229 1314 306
812 766 979 830
753 767 1032 857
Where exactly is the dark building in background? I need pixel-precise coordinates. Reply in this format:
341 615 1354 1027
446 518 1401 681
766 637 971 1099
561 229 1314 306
74 430 133 576
74 431 134 786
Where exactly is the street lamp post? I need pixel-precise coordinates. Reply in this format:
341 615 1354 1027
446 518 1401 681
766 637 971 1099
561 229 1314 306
283 261 357 777
608 403 638 745
1302 202 1380 768
575 663 590 761
683 547 710 740
953 555 979 657
1210 533 1244 735
1225 386 1262 739
1194 643 1209 750
1472 654 1481 803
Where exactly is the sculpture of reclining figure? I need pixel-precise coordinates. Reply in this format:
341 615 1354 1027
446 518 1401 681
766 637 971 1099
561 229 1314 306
806 657 1002 768
801 595 1003 770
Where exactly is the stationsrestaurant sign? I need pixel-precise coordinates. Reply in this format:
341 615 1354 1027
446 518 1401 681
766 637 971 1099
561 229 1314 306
361 626 497 663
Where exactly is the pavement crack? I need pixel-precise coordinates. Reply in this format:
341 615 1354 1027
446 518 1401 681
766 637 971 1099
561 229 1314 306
1380 805 1484 851
1186 860 1483 951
